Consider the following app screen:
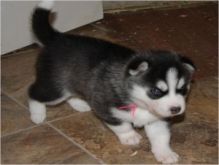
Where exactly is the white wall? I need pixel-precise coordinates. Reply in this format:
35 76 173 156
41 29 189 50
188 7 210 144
1 1 103 55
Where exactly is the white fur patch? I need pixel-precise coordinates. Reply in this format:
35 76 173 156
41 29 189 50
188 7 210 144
177 78 185 89
165 68 185 112
106 122 142 145
156 80 168 92
166 68 178 94
130 84 150 108
145 120 179 163
129 62 148 76
29 99 46 124
38 0 54 10
153 147 179 163
67 98 91 112
183 63 195 73
117 130 142 145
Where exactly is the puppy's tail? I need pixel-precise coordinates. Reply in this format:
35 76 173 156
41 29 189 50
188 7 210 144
32 0 60 45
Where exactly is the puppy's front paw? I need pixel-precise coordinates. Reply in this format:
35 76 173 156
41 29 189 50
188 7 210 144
67 98 91 112
118 131 142 145
152 148 179 164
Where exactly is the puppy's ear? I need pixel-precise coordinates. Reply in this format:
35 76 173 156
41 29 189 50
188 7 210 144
127 58 149 76
180 56 196 74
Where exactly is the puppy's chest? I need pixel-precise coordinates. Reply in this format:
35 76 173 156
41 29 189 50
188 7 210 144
132 108 159 127
112 107 159 127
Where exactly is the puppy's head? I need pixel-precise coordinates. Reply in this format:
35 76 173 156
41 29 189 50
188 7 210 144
126 50 196 118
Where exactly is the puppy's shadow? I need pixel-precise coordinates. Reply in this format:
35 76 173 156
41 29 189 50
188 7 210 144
166 113 186 125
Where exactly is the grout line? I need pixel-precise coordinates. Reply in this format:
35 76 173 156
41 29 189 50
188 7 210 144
1 123 42 138
47 122 106 165
47 112 79 123
1 113 80 138
2 90 29 110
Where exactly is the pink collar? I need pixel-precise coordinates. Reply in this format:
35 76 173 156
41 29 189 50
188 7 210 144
118 103 137 117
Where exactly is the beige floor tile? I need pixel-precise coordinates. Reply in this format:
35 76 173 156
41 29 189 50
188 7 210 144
187 77 218 122
1 93 34 136
1 48 38 94
1 124 100 164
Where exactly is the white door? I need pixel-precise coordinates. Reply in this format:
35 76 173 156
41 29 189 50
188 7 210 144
1 1 103 55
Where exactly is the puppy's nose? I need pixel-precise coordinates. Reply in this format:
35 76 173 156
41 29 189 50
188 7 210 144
170 106 181 114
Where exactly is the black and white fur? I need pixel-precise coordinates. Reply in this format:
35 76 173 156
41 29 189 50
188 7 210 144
29 0 196 163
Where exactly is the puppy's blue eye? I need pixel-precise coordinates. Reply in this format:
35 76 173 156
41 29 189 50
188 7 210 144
177 85 188 95
150 87 163 97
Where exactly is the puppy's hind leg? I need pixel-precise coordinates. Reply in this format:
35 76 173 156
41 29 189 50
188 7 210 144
29 99 46 124
28 83 69 124
67 98 91 112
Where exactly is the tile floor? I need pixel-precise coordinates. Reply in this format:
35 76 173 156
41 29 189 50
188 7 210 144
1 3 218 164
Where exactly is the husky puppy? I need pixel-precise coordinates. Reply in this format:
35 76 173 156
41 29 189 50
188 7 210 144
29 0 195 163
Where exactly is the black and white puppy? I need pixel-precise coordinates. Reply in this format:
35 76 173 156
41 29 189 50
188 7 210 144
29 0 196 163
